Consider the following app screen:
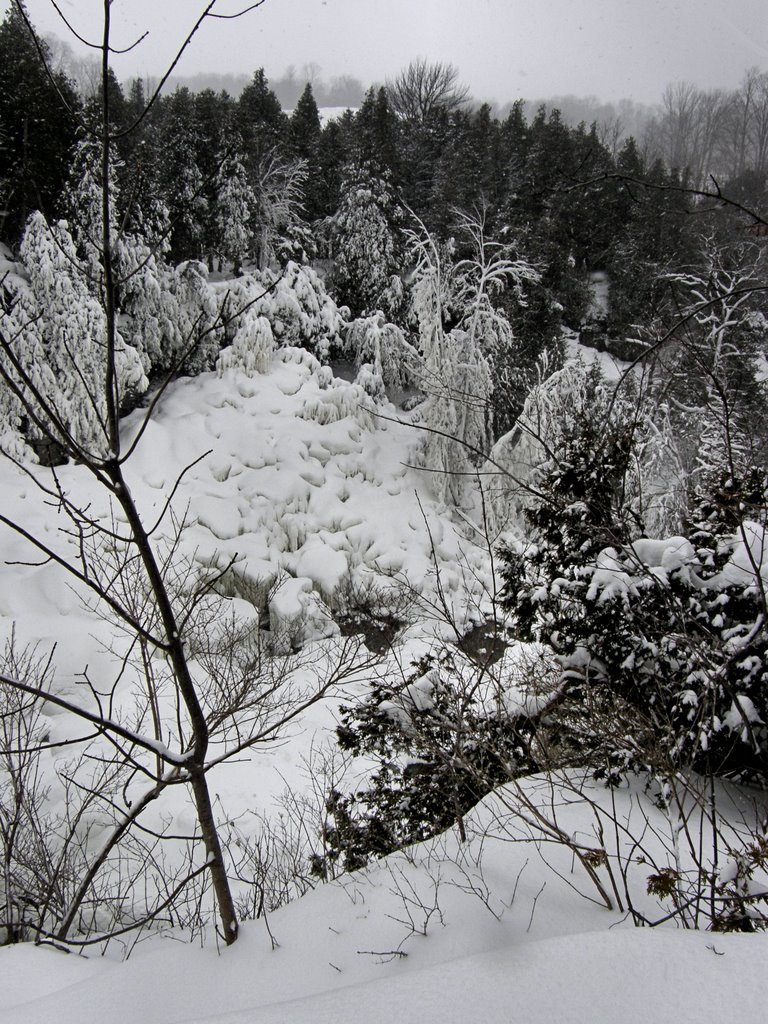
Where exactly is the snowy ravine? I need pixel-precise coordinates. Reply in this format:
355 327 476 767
0 347 490 677
2 348 767 1024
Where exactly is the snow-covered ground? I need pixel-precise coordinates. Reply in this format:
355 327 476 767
1 347 766 1023
0 348 488 674
2 774 766 1024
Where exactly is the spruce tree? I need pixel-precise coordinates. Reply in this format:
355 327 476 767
237 68 288 170
0 2 80 244
290 83 322 219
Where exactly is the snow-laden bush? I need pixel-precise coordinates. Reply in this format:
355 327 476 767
342 313 419 394
316 647 540 875
217 313 275 376
220 261 343 361
498 374 768 786
164 260 224 375
116 235 175 374
0 213 147 458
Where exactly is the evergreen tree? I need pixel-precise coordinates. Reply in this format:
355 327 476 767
149 89 208 261
315 116 351 217
236 68 288 170
499 361 768 787
63 130 121 292
215 139 255 273
499 99 530 180
331 165 403 318
290 83 321 158
289 83 322 219
194 88 237 259
62 122 177 377
0 2 80 244
1 212 147 456
354 86 400 180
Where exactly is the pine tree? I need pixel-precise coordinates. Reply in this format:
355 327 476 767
0 2 80 244
498 360 768 786
289 83 322 219
331 165 403 318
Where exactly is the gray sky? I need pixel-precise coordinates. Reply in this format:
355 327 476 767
10 0 768 104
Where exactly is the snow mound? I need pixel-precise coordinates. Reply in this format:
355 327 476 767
0 349 488 665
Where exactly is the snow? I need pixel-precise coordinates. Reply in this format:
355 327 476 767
0 347 483 643
268 575 338 652
588 270 610 316
564 332 630 381
4 927 766 1024
2 331 767 1023
1 773 766 1024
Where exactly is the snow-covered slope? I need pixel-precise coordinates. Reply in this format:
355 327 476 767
2 774 766 1024
2 346 767 1024
0 348 487 670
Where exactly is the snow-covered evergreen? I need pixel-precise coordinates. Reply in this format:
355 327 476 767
331 166 403 318
1 213 147 457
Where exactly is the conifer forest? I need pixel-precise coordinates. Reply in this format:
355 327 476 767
1 2 768 1021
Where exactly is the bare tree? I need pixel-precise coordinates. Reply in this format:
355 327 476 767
386 58 470 122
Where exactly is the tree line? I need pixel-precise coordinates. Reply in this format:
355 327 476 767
2 3 766 340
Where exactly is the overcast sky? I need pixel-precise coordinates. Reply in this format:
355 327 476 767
9 0 768 105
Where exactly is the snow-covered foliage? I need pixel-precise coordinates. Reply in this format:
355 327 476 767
217 312 275 376
164 260 224 375
452 206 540 362
252 149 307 270
218 261 344 361
116 235 176 373
60 134 181 377
403 209 542 506
666 240 768 392
322 644 542 873
63 134 121 292
499 366 768 785
330 166 403 318
485 358 686 538
0 213 147 457
342 313 419 393
215 145 255 271
661 239 768 494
